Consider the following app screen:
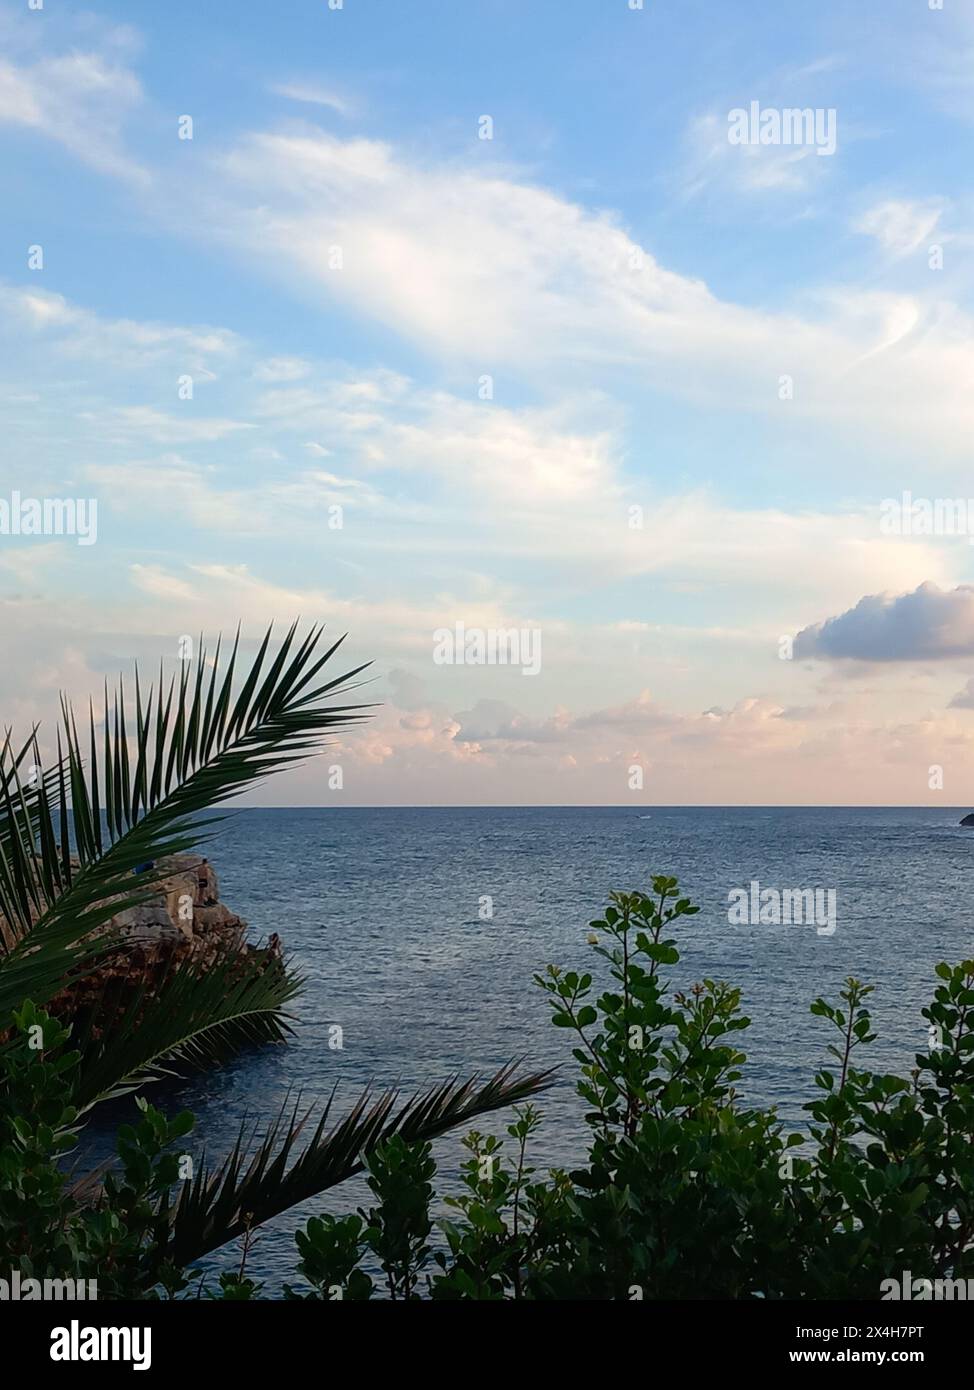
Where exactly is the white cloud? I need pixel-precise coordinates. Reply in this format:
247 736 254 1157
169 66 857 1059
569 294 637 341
97 406 256 445
683 111 827 198
1 279 955 624
853 198 944 256
130 564 197 601
204 130 974 461
252 356 313 382
269 81 351 116
83 452 384 537
1 286 239 370
0 50 146 184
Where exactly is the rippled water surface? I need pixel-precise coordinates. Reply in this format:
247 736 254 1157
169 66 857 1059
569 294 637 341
83 806 974 1289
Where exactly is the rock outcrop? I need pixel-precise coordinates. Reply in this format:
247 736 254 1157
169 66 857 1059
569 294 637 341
109 855 247 947
20 855 282 1038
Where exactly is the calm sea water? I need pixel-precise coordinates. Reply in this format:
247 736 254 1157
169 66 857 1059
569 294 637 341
82 806 974 1290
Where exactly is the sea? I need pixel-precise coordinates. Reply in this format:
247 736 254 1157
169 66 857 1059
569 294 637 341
80 805 974 1291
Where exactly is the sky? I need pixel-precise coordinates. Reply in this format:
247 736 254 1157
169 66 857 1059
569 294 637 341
2 0 974 805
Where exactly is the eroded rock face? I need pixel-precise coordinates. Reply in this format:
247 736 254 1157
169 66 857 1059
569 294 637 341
110 856 245 947
12 855 282 1039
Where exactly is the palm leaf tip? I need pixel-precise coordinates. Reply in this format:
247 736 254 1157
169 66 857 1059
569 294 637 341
71 938 304 1109
0 620 374 1049
163 1061 556 1266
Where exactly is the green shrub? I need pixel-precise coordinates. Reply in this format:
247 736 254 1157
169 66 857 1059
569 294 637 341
4 875 974 1299
288 877 974 1300
0 1000 193 1299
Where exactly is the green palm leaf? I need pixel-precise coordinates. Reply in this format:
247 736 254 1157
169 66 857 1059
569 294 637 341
159 1061 555 1272
70 942 304 1110
0 727 63 952
0 622 372 1055
1 620 556 1272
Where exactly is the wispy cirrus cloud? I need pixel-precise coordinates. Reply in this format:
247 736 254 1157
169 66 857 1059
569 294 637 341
853 198 944 257
2 286 239 370
268 80 353 116
194 129 974 465
0 47 147 184
4 3 974 804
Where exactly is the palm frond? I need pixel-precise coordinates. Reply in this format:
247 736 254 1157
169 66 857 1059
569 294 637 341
0 727 63 952
159 1061 556 1269
0 622 372 1026
70 943 304 1110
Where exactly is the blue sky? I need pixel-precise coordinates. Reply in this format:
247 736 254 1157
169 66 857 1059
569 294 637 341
2 0 974 804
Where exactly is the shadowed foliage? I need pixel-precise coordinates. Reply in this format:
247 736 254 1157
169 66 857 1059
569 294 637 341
162 1061 554 1269
0 621 370 1097
0 624 551 1280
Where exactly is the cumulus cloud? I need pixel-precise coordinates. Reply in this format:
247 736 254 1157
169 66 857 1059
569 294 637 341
4 548 974 806
795 581 974 661
299 681 974 806
453 700 574 744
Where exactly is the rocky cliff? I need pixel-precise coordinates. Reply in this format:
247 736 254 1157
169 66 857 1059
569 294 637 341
30 855 282 1037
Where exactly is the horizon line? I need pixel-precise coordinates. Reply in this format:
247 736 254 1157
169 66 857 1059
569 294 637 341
229 803 974 811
